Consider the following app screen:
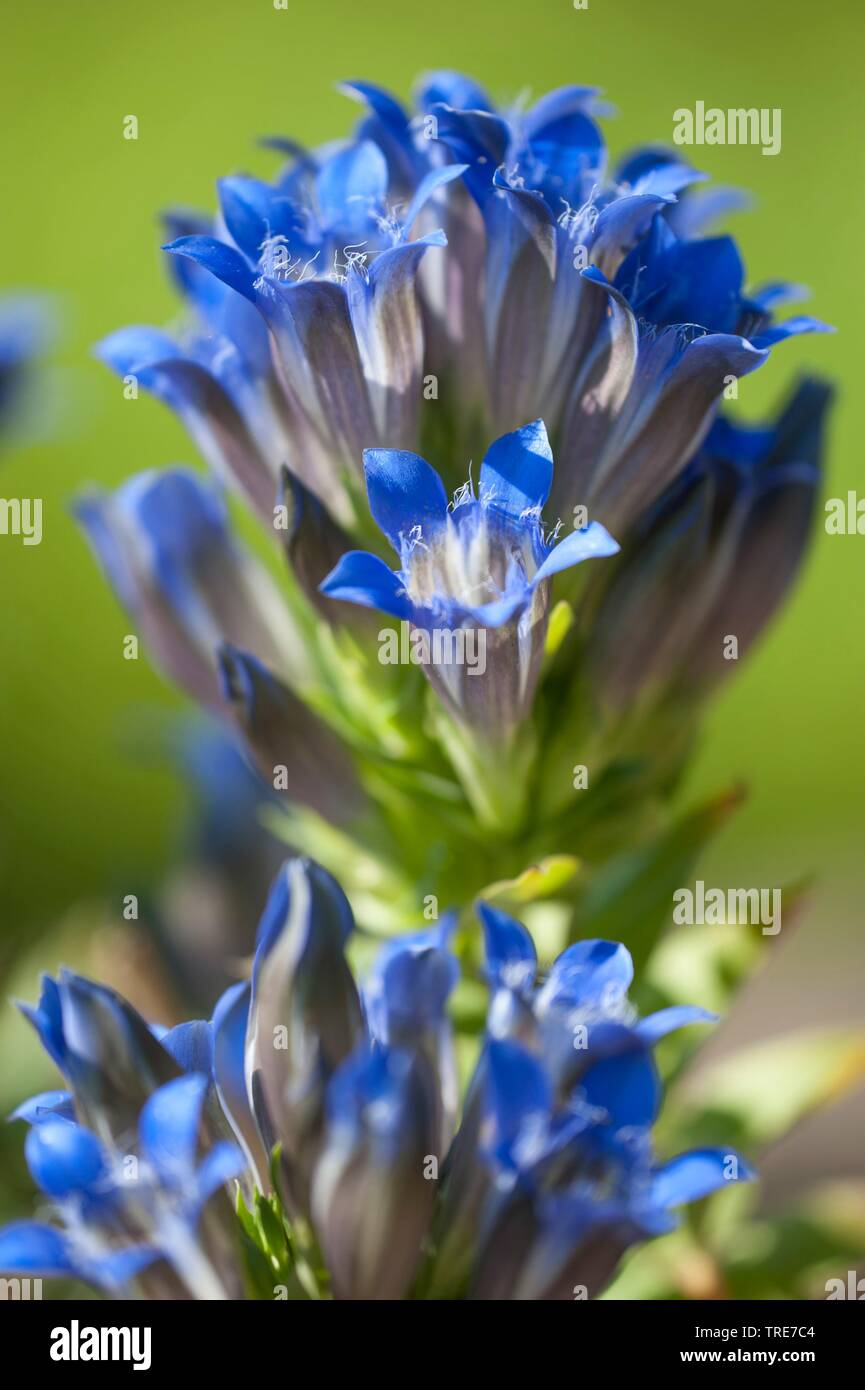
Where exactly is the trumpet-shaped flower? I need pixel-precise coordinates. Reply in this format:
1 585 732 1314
321 419 619 737
2 859 751 1300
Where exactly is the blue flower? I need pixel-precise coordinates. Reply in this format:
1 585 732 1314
16 970 184 1144
76 467 362 817
584 377 834 711
83 70 833 790
3 859 752 1300
75 467 305 712
400 78 832 535
94 72 830 556
429 899 746 1300
96 144 466 527
321 419 619 737
244 857 365 1216
1 1075 243 1298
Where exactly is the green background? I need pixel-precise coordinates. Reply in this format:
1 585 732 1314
1 0 863 1194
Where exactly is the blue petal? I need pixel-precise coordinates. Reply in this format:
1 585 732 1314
160 1020 214 1075
460 590 532 629
9 1090 74 1126
139 1073 209 1184
580 1045 660 1129
320 549 410 618
0 1221 76 1277
363 447 449 552
484 1040 552 1170
316 140 388 234
253 857 354 966
25 1120 108 1200
212 982 249 1115
161 209 221 310
326 1044 422 1158
211 981 267 1185
668 185 751 239
415 71 494 113
751 315 834 349
346 232 447 448
615 146 707 198
218 176 280 261
95 1244 160 1289
85 467 231 623
479 419 554 518
476 901 537 989
217 177 305 267
533 522 620 585
363 926 459 1046
193 1141 245 1207
625 234 745 335
16 975 67 1073
635 1006 718 1045
95 325 180 377
540 939 634 1013
519 108 604 207
163 236 258 304
338 80 411 137
748 281 810 312
429 105 510 204
590 194 673 281
523 85 604 139
402 163 469 234
651 1148 755 1210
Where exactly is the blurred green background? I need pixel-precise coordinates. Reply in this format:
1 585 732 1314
1 0 863 1203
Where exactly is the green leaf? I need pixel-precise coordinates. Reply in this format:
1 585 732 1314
479 855 580 907
569 786 744 976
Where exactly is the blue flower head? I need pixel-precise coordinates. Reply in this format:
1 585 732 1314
321 419 619 737
81 70 832 792
2 858 753 1300
0 1069 243 1299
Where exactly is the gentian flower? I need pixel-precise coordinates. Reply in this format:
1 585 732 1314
1 1070 244 1299
83 70 832 822
239 858 753 1301
257 861 750 1295
75 467 362 818
96 147 467 527
583 377 833 712
93 76 829 538
321 419 619 738
2 858 752 1299
4 70 838 1307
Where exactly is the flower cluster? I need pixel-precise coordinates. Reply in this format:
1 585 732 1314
0 857 751 1300
1 976 244 1298
76 71 831 879
93 75 829 539
2 71 836 1301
